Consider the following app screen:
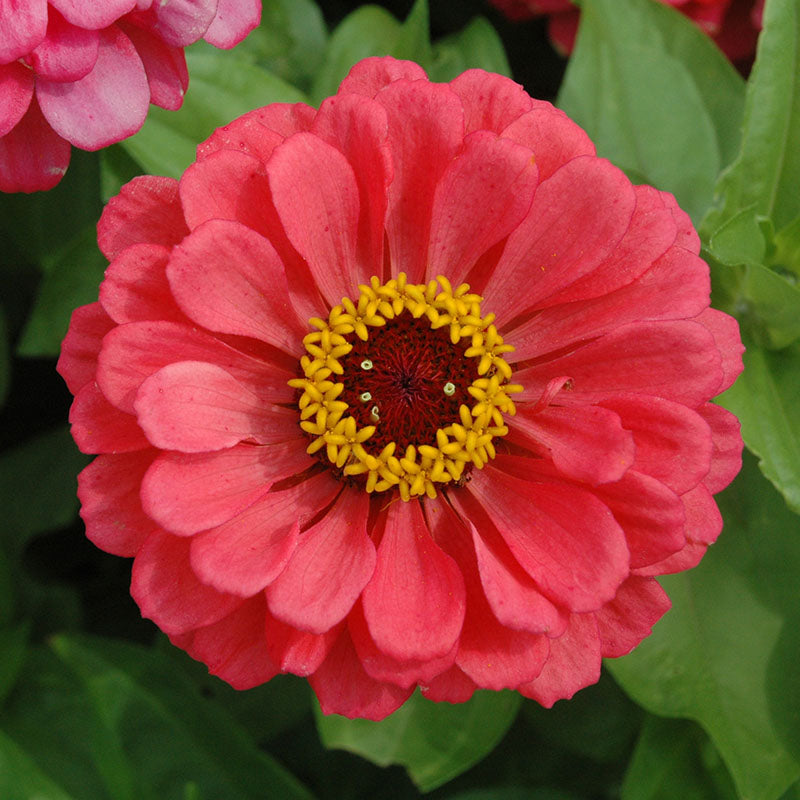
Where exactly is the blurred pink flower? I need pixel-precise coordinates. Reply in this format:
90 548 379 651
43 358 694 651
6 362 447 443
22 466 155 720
59 57 743 720
491 0 764 65
0 0 261 193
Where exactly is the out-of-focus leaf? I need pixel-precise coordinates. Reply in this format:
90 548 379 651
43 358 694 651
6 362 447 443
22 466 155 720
717 340 800 513
0 624 28 708
523 671 642 764
429 16 512 81
392 0 431 68
608 453 800 800
0 306 8 409
2 635 314 800
315 689 520 792
122 49 308 179
621 717 737 800
558 0 745 222
100 145 145 203
16 226 106 358
0 427 88 554
773 214 800 279
0 728 76 800
702 0 800 235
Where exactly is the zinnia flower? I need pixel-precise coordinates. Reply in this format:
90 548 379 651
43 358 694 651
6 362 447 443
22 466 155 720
58 56 744 720
491 0 764 65
0 0 261 193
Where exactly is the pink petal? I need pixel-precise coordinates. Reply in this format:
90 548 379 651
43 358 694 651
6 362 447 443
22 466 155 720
361 500 466 662
595 576 670 658
519 613 601 707
427 131 538 286
264 612 340 677
131 529 243 635
377 78 465 283
196 103 315 164
99 243 185 324
203 0 261 48
500 100 595 181
189 472 340 596
267 489 376 634
77 450 158 557
697 402 742 493
70 381 150 453
0 98 70 192
420 665 478 703
599 394 713 495
118 20 187 110
694 307 744 394
464 465 629 612
682 483 723 545
175 595 277 689
312 94 392 278
635 541 706 577
135 361 299 452
38 26 150 150
140 441 312 536
483 157 636 326
0 61 34 138
267 132 363 308
309 628 413 721
509 403 635 485
514 320 724 408
167 219 306 352
449 69 532 134
337 56 428 98
506 242 710 362
140 0 218 47
349 603 458 688
97 175 188 260
29 9 99 82
56 302 115 394
48 0 137 29
0 0 47 63
96 320 293 415
590 470 687 569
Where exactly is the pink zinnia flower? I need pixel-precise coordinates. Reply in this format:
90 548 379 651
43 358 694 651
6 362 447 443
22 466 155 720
58 57 744 720
491 0 764 65
0 0 261 193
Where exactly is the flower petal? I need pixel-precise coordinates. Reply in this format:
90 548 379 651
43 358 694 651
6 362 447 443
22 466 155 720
131 529 243 635
97 175 188 260
0 61 34 138
267 489 375 634
267 131 362 307
71 381 149 454
56 302 115 394
189 471 340 597
38 26 150 150
464 464 630 612
309 629 413 721
140 441 312 535
697 402 742 493
427 131 538 285
420 665 478 703
78 450 158 556
519 613 601 707
48 0 137 29
142 0 218 47
264 612 341 677
509 403 635 485
0 0 47 63
135 361 299 452
694 307 744 394
29 10 99 83
203 0 261 48
361 500 466 662
449 69 532 134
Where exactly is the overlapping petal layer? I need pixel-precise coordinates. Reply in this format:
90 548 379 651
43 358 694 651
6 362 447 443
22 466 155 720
59 57 743 720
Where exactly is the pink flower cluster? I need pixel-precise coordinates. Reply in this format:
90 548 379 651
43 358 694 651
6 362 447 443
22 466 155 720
492 0 765 64
0 0 260 193
59 57 743 720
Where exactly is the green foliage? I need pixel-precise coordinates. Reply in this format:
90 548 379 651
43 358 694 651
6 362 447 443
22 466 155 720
558 0 745 222
429 17 512 82
608 453 800 800
315 689 521 791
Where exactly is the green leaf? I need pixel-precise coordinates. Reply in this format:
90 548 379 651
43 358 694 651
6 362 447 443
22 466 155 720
558 0 745 222
315 689 520 792
621 717 737 800
0 728 76 800
702 0 800 235
100 145 145 203
429 16 512 82
0 427 88 555
16 226 107 358
2 635 314 800
773 214 800 279
608 453 800 800
717 339 800 513
392 0 432 68
122 48 308 179
0 624 28 708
